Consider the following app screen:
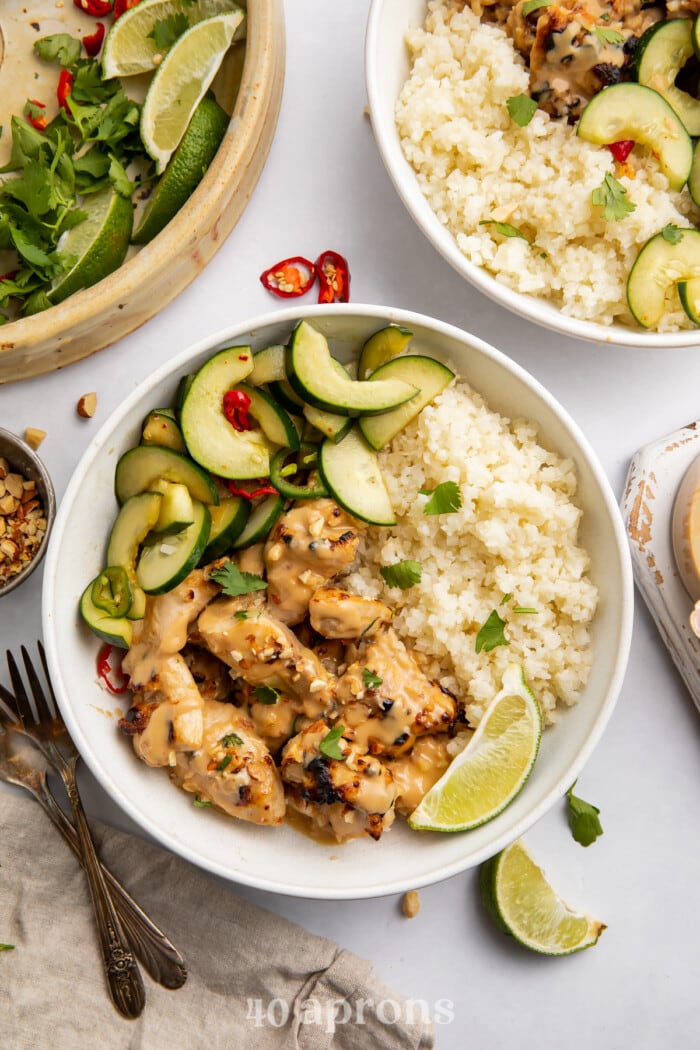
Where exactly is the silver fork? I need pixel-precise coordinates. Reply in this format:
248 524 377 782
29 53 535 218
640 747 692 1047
5 644 148 1018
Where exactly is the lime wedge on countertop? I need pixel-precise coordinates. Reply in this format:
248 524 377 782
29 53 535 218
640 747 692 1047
140 10 244 174
102 0 244 79
408 663 541 832
479 840 607 955
132 95 229 245
48 187 133 304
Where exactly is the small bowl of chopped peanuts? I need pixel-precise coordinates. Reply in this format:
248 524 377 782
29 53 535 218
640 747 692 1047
0 428 55 598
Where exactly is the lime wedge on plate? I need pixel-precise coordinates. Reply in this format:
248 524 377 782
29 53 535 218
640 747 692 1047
140 11 244 174
132 95 229 245
102 0 244 79
480 840 607 955
49 187 133 304
408 663 541 832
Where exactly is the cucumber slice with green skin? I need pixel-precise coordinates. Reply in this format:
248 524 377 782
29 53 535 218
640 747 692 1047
175 374 194 419
359 356 455 451
577 82 693 192
688 138 700 207
678 276 700 323
358 324 413 380
693 11 700 58
287 321 419 416
141 409 187 453
270 446 329 499
80 581 133 649
106 491 162 619
115 444 219 505
635 19 700 136
268 378 305 414
201 496 250 560
232 493 284 548
181 346 273 480
319 427 395 526
250 344 286 385
303 402 353 443
627 227 700 327
237 383 300 450
150 480 195 534
136 500 211 595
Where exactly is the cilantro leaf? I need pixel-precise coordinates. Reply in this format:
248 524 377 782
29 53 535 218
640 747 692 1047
500 593 513 605
422 480 463 515
522 0 551 13
479 219 529 241
234 610 250 621
193 794 212 808
506 93 538 128
220 733 243 748
362 668 383 689
594 26 624 45
475 609 509 653
380 560 422 590
0 944 15 952
34 34 82 68
253 685 279 705
661 223 683 245
216 755 233 772
148 14 190 51
566 782 604 846
591 173 636 221
210 561 267 597
319 725 347 761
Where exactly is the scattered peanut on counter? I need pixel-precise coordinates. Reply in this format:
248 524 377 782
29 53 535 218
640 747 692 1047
0 457 47 589
402 890 421 919
77 392 97 418
24 428 46 450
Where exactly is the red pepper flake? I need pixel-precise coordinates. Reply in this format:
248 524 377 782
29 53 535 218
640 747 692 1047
608 140 634 164
316 250 350 304
227 479 278 500
57 70 74 115
83 22 106 56
74 0 113 15
24 100 48 132
223 388 254 432
260 256 316 298
96 643 130 694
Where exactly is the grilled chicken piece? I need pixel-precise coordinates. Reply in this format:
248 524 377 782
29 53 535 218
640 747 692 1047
263 500 361 625
181 645 233 702
233 680 303 754
308 587 392 640
385 734 458 816
281 720 396 841
170 700 285 824
118 653 205 767
336 627 458 758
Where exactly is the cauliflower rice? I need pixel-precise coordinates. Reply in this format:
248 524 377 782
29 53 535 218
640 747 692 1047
396 0 700 331
345 378 598 727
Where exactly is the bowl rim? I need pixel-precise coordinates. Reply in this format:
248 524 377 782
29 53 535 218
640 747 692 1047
0 426 55 597
364 0 700 350
41 303 635 898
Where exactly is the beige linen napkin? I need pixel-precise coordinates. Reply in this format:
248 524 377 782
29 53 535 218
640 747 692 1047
0 793 435 1049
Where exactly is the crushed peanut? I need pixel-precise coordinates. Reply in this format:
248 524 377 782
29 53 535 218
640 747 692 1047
24 428 47 450
77 392 97 418
0 457 47 588
401 890 421 919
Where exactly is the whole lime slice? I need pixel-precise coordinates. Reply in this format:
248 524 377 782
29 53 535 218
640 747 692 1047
132 95 229 245
49 187 133 304
480 840 607 955
408 663 541 832
140 10 244 174
102 0 243 79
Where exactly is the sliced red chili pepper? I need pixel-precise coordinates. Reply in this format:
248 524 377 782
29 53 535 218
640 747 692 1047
315 250 350 304
96 643 130 694
223 389 254 432
24 100 48 132
0 271 18 283
608 140 634 164
74 0 113 15
227 479 278 500
260 256 316 298
113 0 142 17
57 70 74 115
83 22 106 56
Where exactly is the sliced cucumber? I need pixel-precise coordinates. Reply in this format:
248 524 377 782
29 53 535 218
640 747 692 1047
115 444 219 505
106 491 162 618
678 276 700 323
358 324 413 379
627 227 700 327
319 427 395 526
269 377 305 414
635 19 700 136
201 497 250 560
250 344 286 385
180 346 272 480
141 409 187 453
286 321 418 416
80 581 133 648
270 446 329 499
175 374 194 419
232 493 284 548
136 500 211 595
688 138 700 207
303 402 353 443
359 356 455 450
238 383 300 450
150 480 195 534
577 82 693 191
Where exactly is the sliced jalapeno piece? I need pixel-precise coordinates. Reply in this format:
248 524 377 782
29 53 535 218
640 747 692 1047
270 444 329 500
91 565 132 618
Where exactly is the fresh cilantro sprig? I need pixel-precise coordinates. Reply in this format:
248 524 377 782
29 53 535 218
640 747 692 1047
594 26 624 45
592 173 636 221
566 782 604 846
479 219 529 241
220 733 243 748
362 668 383 689
507 94 538 128
210 561 268 597
421 481 463 515
380 560 422 590
148 14 190 51
319 725 346 761
253 685 279 705
475 609 509 653
661 223 684 245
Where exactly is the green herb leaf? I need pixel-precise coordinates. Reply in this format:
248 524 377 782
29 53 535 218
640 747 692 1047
591 172 636 221
479 219 529 241
513 606 537 614
234 610 250 621
216 754 233 772
566 782 604 846
500 593 513 605
522 0 551 13
253 685 279 705
475 609 509 653
148 14 190 50
380 560 422 590
210 561 268 597
220 733 243 748
594 26 624 45
422 480 463 515
0 943 15 951
506 93 538 128
193 795 212 808
661 223 683 245
34 34 82 68
362 667 383 689
319 724 346 761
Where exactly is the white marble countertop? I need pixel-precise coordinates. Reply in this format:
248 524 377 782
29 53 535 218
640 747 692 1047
2 4 700 1047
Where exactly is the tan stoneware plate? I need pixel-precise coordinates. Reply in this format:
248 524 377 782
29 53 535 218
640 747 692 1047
0 0 285 383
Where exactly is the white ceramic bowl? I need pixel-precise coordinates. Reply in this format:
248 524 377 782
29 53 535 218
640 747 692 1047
42 304 633 899
365 0 700 349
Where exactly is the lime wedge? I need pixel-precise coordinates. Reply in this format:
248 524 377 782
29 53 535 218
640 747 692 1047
132 95 229 245
480 840 607 955
140 11 244 174
49 188 133 304
408 664 541 832
102 0 244 79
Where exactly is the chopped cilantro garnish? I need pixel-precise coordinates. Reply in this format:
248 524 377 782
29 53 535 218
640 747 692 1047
148 14 190 51
421 480 463 515
234 610 250 621
506 93 538 128
253 685 279 705
216 755 233 772
661 223 683 245
522 0 551 13
319 724 346 761
362 668 383 689
475 609 509 653
34 34 82 67
594 26 624 45
193 795 212 808
500 593 513 605
566 782 604 846
479 219 529 241
210 560 267 597
591 173 636 221
513 606 537 614
380 560 422 590
220 733 243 748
